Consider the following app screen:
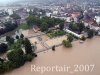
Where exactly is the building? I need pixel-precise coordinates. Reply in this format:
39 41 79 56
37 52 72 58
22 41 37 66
95 16 100 24
71 12 81 22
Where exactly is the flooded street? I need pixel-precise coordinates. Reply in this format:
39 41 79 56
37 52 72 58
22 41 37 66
5 36 100 75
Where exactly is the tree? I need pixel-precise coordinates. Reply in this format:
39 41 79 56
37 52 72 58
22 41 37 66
40 9 46 16
0 58 4 64
62 40 72 48
24 38 33 54
59 22 64 30
26 54 33 62
71 23 79 31
40 22 48 31
69 22 85 33
78 23 85 33
29 10 34 15
1 61 15 72
26 15 40 25
16 35 19 39
0 64 5 74
6 36 14 44
20 34 24 39
54 30 66 36
7 49 25 68
46 18 55 27
52 45 56 51
67 34 73 42
80 36 86 41
0 21 18 36
8 37 14 45
6 36 10 42
26 15 35 25
10 13 21 20
0 43 8 54
87 29 94 38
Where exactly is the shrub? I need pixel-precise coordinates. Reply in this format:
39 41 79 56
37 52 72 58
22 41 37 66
20 34 24 39
80 36 86 41
26 54 33 62
87 29 94 38
67 34 73 42
7 49 25 68
0 43 8 54
0 61 14 74
24 38 33 54
18 24 30 30
62 40 72 48
47 30 66 38
16 35 19 39
25 52 37 62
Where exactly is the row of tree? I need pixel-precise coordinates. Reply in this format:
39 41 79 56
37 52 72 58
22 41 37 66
0 34 37 74
0 21 18 35
26 15 65 31
69 22 85 34
69 22 96 39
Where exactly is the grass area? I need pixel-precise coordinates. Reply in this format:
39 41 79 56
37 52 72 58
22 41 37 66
18 23 31 30
47 30 66 38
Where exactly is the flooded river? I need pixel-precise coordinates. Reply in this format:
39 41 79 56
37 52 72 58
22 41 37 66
4 36 100 75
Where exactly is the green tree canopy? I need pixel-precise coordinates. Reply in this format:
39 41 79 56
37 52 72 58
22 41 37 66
7 49 25 68
40 22 48 31
67 34 73 42
10 13 21 20
24 38 33 54
0 43 8 54
87 29 94 38
20 34 24 39
62 40 72 48
59 22 64 30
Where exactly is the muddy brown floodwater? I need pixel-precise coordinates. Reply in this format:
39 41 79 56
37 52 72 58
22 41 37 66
4 36 100 75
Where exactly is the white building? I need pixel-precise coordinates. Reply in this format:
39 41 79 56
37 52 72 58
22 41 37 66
64 28 82 39
95 16 100 24
53 11 58 15
46 13 51 17
66 17 71 22
7 9 13 15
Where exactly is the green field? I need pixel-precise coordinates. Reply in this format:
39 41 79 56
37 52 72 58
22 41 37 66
18 24 31 30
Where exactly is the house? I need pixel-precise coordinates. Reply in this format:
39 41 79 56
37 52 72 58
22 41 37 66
83 18 100 31
33 25 40 33
95 16 100 24
71 12 81 22
46 12 52 17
